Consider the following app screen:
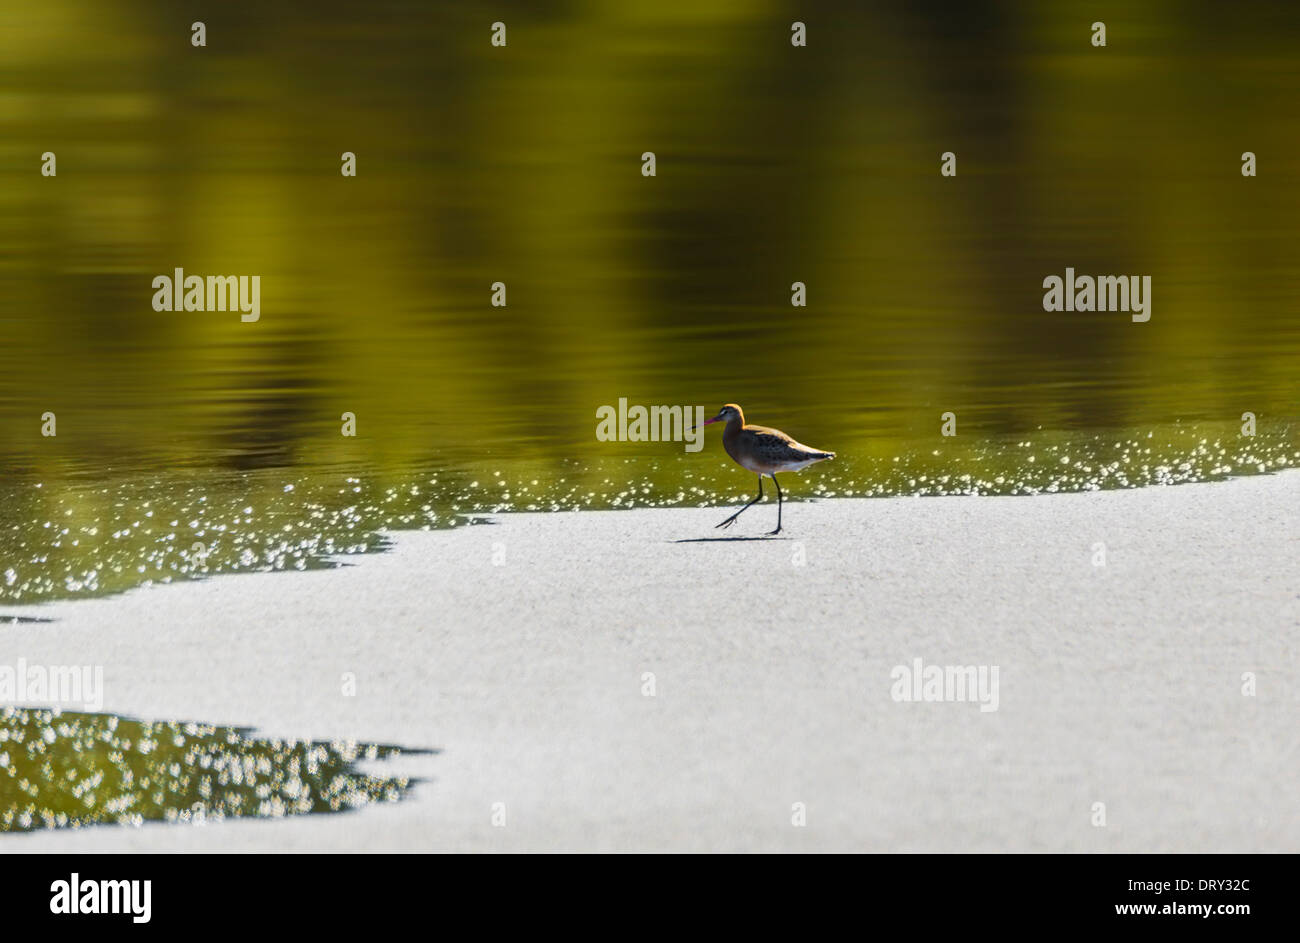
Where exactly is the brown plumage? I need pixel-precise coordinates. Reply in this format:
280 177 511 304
697 403 834 534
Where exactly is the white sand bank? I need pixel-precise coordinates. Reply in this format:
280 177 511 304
4 472 1298 852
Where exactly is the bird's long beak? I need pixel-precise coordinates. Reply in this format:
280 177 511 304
689 411 724 432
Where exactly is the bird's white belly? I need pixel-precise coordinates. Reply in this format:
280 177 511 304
739 454 819 475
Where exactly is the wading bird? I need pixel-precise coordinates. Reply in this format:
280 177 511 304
694 403 835 534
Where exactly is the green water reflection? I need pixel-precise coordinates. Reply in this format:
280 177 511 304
0 707 416 831
1 1 1298 602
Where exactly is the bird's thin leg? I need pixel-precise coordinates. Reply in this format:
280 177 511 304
768 474 782 535
716 476 764 529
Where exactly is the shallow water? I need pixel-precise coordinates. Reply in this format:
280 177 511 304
0 707 416 832
1 422 1295 604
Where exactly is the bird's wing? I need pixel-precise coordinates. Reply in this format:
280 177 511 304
744 425 824 462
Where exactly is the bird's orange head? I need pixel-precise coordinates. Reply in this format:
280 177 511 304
702 403 744 427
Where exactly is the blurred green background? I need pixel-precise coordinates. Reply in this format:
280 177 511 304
0 0 1297 602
